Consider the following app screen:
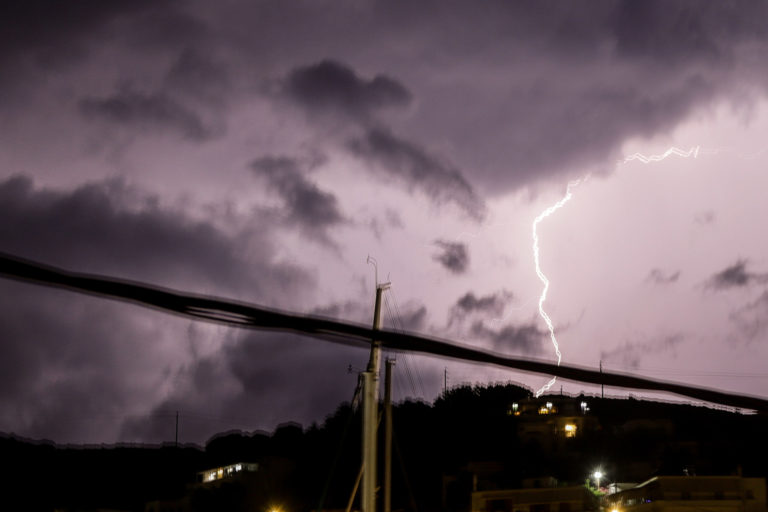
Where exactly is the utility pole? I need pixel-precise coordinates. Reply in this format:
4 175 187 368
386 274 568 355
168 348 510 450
362 281 390 512
384 358 396 512
600 360 604 399
444 367 447 395
175 411 179 447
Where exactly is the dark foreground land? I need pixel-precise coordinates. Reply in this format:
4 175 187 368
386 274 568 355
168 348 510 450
3 384 767 512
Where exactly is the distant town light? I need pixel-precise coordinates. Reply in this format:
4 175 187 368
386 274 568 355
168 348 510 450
199 462 258 483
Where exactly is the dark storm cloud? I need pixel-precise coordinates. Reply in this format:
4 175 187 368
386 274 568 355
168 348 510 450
7 1 768 193
707 260 768 291
396 305 427 332
79 87 213 141
283 60 411 122
600 334 684 369
611 0 766 63
470 320 545 355
0 175 309 297
432 240 469 274
449 290 514 326
0 280 190 443
251 155 345 242
348 129 485 220
454 291 512 315
0 0 162 64
646 268 681 285
715 261 751 287
281 60 483 220
121 331 365 443
0 175 317 443
729 291 768 343
312 300 369 323
164 48 232 103
356 1 768 191
0 0 203 102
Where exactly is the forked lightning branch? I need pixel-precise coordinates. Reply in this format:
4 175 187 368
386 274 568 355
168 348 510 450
532 147 701 397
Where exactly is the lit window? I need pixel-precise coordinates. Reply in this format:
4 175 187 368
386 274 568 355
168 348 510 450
235 464 242 471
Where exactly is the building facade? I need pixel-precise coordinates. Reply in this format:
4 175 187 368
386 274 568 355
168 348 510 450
605 475 766 512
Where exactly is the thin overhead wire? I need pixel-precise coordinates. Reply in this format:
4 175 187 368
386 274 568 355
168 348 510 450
388 288 427 398
603 362 768 379
383 294 419 398
2 252 768 412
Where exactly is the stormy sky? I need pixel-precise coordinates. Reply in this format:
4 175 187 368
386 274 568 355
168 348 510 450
3 0 768 444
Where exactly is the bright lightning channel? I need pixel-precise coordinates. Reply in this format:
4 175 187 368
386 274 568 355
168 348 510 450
621 146 699 164
532 178 583 397
532 145 701 398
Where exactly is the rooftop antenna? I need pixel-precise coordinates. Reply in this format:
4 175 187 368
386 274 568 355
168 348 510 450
367 255 379 286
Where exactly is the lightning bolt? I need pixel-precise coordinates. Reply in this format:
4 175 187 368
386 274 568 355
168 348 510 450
533 145 702 397
532 178 584 397
620 146 699 164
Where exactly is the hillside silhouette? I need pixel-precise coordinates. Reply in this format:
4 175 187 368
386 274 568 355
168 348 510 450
3 383 767 512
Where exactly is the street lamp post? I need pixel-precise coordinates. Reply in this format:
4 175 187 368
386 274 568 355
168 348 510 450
593 470 603 491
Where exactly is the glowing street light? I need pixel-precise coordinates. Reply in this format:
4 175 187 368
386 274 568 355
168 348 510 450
593 470 603 490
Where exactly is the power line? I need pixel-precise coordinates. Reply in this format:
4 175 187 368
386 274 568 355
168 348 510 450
383 293 419 398
2 252 768 412
388 288 426 398
602 362 768 379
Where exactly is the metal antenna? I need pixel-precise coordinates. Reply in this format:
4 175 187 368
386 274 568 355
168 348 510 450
367 255 379 287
